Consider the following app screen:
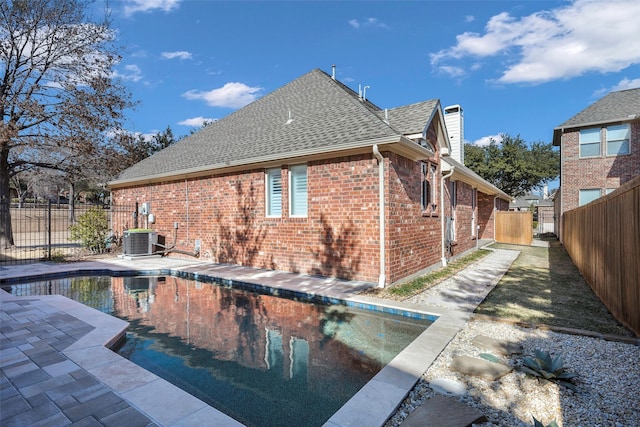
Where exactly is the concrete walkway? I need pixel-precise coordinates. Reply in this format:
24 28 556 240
0 247 516 427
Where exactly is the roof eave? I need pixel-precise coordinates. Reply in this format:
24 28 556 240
442 157 512 200
109 135 433 189
553 114 640 146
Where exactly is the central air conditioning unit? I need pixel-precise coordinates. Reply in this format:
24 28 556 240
123 230 157 256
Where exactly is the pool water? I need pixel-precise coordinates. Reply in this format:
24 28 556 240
4 275 432 427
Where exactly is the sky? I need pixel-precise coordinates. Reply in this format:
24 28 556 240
104 0 640 191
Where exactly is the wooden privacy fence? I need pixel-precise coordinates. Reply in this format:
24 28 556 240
563 176 640 336
495 211 533 245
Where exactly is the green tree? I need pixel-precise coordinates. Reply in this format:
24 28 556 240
112 126 178 171
0 0 134 247
464 134 559 197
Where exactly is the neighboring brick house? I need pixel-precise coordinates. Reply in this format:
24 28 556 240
109 68 510 286
552 88 640 240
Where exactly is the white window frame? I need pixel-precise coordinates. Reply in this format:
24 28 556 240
288 164 308 217
579 188 601 206
605 124 630 156
266 168 282 217
579 128 601 158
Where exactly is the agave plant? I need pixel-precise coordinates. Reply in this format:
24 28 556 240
532 416 559 427
520 349 579 392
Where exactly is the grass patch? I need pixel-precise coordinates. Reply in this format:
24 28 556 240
362 249 492 301
475 239 634 337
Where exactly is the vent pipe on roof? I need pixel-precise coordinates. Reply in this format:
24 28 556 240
363 85 370 101
331 64 336 80
384 108 389 125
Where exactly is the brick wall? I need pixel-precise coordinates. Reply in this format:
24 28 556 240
113 154 386 283
386 153 442 283
560 122 640 214
112 150 506 284
451 180 476 255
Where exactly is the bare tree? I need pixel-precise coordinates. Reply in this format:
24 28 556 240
0 0 134 246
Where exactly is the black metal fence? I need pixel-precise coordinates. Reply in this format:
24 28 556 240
0 201 137 266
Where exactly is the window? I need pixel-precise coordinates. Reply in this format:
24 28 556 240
606 124 630 156
421 163 437 211
289 164 307 217
579 189 601 206
421 163 429 210
579 128 601 158
266 168 282 217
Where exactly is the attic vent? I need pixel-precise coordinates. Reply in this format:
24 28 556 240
285 110 294 124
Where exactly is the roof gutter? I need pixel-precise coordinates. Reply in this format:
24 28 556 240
373 144 385 288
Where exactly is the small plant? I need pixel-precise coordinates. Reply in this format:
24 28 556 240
69 207 110 253
520 349 578 392
532 416 558 427
50 250 68 262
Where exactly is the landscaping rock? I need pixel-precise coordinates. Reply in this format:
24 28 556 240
428 378 467 396
450 355 512 380
472 334 523 355
401 395 486 427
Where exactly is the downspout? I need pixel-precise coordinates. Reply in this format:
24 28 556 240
494 195 499 241
373 145 385 288
441 166 455 266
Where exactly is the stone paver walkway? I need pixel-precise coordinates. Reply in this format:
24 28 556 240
0 297 156 427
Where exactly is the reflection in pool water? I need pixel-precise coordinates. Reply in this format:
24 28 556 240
5 276 432 427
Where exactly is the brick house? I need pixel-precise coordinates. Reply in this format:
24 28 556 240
110 68 510 286
552 88 640 240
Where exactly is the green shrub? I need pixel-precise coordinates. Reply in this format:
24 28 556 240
69 207 110 253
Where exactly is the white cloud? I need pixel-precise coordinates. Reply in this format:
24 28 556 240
465 15 475 23
438 65 466 78
111 64 143 82
178 116 217 127
161 51 192 60
182 82 263 109
471 134 503 147
349 17 389 29
611 77 640 91
431 0 640 84
123 0 181 16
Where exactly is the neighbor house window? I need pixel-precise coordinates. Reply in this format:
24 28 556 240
289 164 307 217
579 189 601 206
266 168 282 217
579 128 601 158
606 124 630 156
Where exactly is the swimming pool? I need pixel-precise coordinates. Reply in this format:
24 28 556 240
3 274 433 427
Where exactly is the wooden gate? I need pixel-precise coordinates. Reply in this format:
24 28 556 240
495 211 533 245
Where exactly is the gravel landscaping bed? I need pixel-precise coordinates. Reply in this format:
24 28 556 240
385 319 640 427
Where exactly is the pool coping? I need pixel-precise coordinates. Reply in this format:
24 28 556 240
1 259 467 426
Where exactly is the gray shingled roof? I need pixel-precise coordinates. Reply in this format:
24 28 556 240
553 88 640 145
374 100 439 135
112 69 438 185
